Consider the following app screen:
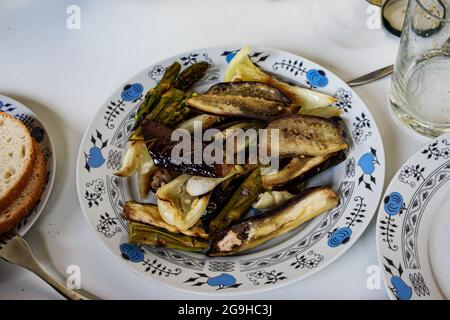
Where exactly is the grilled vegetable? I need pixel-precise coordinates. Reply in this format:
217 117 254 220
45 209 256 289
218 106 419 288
186 167 241 197
174 62 210 91
134 62 181 128
176 114 223 133
208 168 263 235
262 151 346 190
299 106 342 119
187 94 298 120
114 141 154 177
224 46 335 109
138 165 159 198
156 175 211 230
252 191 295 210
264 115 348 157
123 201 208 238
154 98 192 128
207 81 290 104
145 88 185 122
142 120 233 177
129 221 208 251
148 168 173 193
129 127 144 141
207 187 338 256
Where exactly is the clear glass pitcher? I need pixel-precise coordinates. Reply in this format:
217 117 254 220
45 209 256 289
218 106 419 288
390 0 450 138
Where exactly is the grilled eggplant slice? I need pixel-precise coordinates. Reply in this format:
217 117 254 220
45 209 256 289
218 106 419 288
128 221 208 251
156 175 211 230
264 115 348 157
176 114 223 133
262 151 346 190
207 187 338 256
142 120 233 178
208 168 263 235
123 201 208 239
252 191 295 210
224 46 335 109
187 94 298 121
207 81 290 104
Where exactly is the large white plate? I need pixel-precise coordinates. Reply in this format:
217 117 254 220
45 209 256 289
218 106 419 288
76 46 385 295
0 94 56 236
377 131 450 300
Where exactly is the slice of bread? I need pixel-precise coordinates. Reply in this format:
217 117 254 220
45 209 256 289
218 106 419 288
0 112 35 212
0 141 46 235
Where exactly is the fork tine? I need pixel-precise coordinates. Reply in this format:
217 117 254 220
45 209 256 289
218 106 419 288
0 232 16 249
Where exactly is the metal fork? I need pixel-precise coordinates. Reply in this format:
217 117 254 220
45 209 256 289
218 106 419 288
0 233 89 300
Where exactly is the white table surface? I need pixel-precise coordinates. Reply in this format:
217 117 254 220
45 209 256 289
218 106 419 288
0 0 425 300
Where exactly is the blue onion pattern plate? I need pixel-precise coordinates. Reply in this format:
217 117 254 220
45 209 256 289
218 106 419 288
0 94 56 236
76 46 385 295
377 131 450 300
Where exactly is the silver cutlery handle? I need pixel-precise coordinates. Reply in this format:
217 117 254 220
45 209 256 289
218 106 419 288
26 261 89 300
347 65 394 87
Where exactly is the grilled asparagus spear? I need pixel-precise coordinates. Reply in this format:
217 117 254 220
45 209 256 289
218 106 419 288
128 221 208 252
174 61 209 91
208 167 263 235
145 88 185 122
208 187 338 256
134 62 181 128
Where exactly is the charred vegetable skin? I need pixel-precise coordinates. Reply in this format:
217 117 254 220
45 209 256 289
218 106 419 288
207 81 290 104
142 120 232 177
265 114 348 157
187 94 299 121
208 168 263 235
129 221 208 251
174 62 209 91
134 62 181 129
123 201 208 238
263 151 346 190
207 187 338 256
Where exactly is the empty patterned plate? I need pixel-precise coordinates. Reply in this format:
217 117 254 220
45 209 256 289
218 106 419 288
76 46 385 295
0 94 56 236
377 131 450 300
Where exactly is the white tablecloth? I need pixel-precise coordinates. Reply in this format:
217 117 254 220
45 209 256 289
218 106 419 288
0 0 424 299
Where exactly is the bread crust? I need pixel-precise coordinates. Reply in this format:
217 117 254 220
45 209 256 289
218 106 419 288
0 141 46 235
0 112 36 212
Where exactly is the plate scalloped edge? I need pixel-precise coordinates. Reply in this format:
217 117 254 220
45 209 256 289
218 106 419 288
76 46 386 295
376 131 450 300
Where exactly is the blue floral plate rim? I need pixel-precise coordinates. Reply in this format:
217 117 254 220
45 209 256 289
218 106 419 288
376 131 450 300
76 45 386 295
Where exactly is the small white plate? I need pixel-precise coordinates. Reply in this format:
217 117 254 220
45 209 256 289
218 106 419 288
0 94 56 236
76 46 385 295
377 131 450 300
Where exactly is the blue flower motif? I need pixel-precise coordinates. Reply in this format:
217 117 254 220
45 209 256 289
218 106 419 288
391 276 413 300
306 69 329 88
121 83 144 102
120 243 144 263
207 273 237 288
384 192 404 216
30 127 45 143
328 227 352 247
358 151 378 175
